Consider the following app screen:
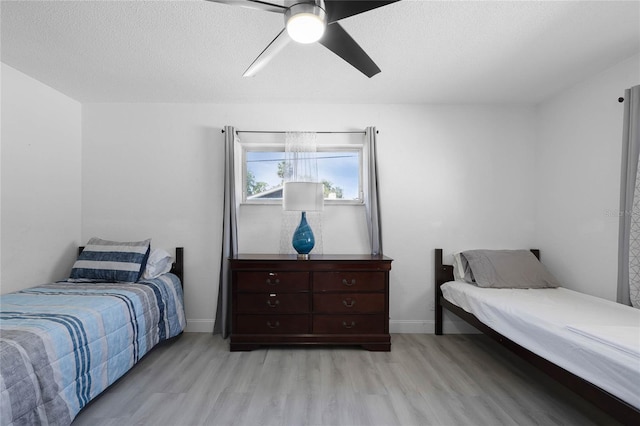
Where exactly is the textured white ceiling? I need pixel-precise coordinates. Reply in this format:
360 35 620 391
2 0 639 104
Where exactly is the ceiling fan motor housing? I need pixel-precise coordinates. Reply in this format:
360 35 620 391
285 1 327 44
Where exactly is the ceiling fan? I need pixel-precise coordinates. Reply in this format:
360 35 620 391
206 0 400 77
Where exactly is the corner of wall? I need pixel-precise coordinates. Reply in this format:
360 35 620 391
1 64 83 293
533 53 640 300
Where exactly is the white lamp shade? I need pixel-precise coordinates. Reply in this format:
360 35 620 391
283 182 324 212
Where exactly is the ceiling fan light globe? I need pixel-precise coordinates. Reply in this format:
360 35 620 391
287 13 325 43
285 3 327 44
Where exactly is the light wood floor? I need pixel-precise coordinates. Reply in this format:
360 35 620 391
72 333 619 426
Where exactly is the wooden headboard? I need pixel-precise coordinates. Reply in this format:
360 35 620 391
172 247 184 284
77 246 184 285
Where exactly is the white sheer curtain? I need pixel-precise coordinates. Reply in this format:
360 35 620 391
364 126 383 255
214 126 238 337
279 132 323 254
618 85 640 308
284 132 318 182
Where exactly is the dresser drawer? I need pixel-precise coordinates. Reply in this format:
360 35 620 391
313 271 385 292
236 271 309 292
313 293 385 314
313 314 386 334
235 315 310 334
237 293 310 314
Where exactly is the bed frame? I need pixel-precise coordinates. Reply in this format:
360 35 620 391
78 246 184 285
434 248 639 425
171 247 184 285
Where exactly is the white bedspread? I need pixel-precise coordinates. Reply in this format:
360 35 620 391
441 282 640 409
566 325 640 359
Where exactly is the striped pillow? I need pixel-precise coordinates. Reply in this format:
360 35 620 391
69 238 151 283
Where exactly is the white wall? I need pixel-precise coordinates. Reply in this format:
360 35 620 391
535 53 640 300
7 52 635 332
82 103 537 333
1 64 82 294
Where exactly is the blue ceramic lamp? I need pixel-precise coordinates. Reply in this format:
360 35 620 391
283 182 324 259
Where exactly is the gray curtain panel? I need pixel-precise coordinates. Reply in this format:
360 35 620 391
618 85 640 307
214 126 238 336
365 126 383 255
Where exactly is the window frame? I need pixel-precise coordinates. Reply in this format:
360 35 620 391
236 138 365 206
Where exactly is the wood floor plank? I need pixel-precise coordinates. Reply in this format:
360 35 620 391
203 391 253 426
73 333 621 425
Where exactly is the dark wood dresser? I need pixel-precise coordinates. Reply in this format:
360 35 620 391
230 254 392 351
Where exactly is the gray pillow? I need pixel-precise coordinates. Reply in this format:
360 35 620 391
461 249 560 289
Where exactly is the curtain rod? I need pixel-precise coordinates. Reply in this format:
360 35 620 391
221 129 377 134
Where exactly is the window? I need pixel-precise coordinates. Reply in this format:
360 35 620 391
237 134 364 204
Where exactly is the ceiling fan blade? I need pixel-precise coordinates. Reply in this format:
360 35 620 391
318 22 381 78
205 0 286 14
243 28 291 77
324 0 400 23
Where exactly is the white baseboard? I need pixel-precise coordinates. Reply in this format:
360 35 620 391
186 319 479 334
185 319 215 333
389 320 432 333
390 319 480 334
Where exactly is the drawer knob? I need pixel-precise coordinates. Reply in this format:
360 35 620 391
342 321 356 329
266 321 280 329
342 298 356 308
342 278 356 286
266 299 280 308
266 278 280 285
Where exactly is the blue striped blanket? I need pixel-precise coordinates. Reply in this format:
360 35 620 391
0 274 185 426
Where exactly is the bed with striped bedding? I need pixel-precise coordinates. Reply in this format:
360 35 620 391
0 273 185 426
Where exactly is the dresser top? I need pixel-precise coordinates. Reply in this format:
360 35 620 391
231 254 393 262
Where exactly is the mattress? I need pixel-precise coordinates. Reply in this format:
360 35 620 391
0 273 186 426
441 281 640 409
